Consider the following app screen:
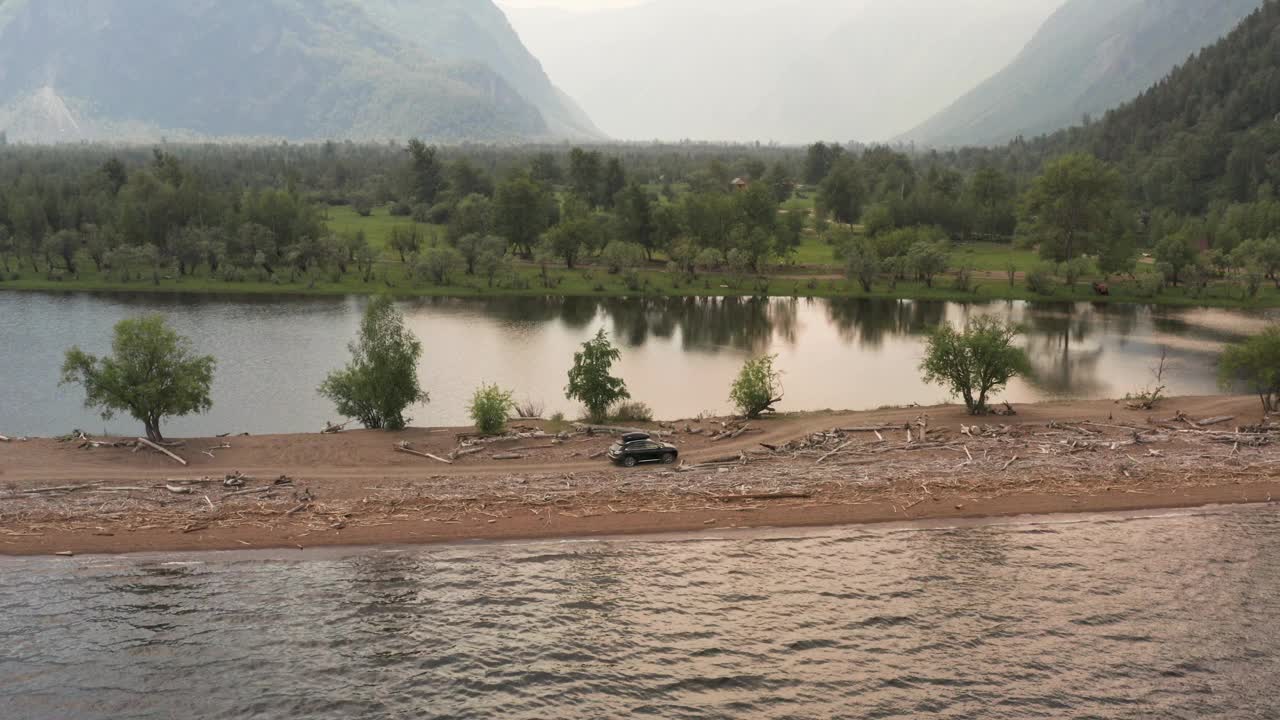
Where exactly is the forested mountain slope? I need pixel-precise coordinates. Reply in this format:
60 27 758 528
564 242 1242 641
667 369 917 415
0 0 596 143
906 0 1264 148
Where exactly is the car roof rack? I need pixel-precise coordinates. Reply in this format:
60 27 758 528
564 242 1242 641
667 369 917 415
620 432 651 443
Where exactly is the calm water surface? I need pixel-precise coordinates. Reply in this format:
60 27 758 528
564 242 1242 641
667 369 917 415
2 507 1279 718
0 292 1274 436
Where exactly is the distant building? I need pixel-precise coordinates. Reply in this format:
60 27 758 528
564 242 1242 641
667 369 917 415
730 177 750 191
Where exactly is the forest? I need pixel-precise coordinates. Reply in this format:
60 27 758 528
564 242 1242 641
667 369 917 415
4 3 1280 307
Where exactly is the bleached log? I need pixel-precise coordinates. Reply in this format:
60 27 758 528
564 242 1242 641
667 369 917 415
137 437 187 466
394 444 453 464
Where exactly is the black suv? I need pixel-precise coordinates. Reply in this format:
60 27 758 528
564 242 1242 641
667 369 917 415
607 432 679 467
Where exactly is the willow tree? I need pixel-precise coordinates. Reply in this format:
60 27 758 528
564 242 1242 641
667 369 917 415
319 296 428 430
61 315 215 441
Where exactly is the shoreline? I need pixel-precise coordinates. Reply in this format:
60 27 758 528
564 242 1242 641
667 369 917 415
2 395 1276 557
2 277 1277 310
4 487 1277 558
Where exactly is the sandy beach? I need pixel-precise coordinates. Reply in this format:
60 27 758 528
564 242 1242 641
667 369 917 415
2 395 1276 556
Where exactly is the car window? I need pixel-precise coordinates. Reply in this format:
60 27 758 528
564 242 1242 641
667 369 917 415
635 441 660 451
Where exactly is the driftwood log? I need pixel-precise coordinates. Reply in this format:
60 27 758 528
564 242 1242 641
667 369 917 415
394 443 453 464
137 437 187 466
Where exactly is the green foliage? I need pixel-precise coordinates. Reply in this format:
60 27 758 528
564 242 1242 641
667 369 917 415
1218 326 1280 413
1058 256 1097 290
319 296 428 430
920 317 1031 415
60 315 215 441
1021 154 1122 262
843 237 880 292
416 245 464 285
469 383 515 435
602 240 645 274
494 174 555 257
817 157 866 224
729 355 783 419
565 329 629 423
1025 264 1056 296
906 240 950 288
1153 233 1198 285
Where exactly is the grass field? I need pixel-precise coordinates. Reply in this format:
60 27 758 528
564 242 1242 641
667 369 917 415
320 206 443 251
5 208 1274 309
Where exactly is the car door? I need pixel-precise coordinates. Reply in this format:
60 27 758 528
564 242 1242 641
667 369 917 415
635 441 661 462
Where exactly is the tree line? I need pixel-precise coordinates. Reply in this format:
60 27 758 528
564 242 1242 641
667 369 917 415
61 301 1280 442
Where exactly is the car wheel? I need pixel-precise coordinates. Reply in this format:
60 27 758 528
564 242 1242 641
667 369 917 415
661 452 676 465
623 456 637 468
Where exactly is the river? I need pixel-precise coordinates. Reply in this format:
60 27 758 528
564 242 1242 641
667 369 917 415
1 292 1274 436
2 506 1278 718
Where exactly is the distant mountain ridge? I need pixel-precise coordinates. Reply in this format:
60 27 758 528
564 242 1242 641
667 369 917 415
505 0 1063 143
904 0 1265 147
0 0 599 143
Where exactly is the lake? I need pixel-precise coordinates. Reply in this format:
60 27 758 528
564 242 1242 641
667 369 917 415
2 506 1279 718
0 292 1274 437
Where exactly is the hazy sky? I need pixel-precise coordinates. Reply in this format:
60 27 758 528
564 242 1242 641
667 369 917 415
498 0 645 9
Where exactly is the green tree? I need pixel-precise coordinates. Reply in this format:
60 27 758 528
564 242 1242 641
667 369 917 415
469 383 516 435
494 174 555 257
319 296 428 430
60 315 215 441
388 225 423 263
474 236 509 288
920 317 1031 415
406 139 444 206
1218 326 1280 413
416 245 464 285
817 157 866 224
844 237 881 292
1059 256 1097 290
762 162 795 203
565 329 630 422
729 355 783 419
1021 154 1121 262
906 240 950 287
544 216 594 269
1153 233 1197 286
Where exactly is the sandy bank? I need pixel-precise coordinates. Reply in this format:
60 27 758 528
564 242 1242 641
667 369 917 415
1 396 1276 556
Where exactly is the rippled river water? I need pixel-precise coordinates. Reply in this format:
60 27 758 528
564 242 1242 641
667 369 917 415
3 507 1279 718
1 291 1274 436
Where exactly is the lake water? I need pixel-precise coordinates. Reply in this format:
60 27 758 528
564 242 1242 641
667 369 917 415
2 506 1279 718
0 291 1274 437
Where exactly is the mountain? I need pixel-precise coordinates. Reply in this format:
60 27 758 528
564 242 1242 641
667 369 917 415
504 0 1060 143
756 0 1064 144
357 0 599 139
0 0 599 143
904 0 1265 148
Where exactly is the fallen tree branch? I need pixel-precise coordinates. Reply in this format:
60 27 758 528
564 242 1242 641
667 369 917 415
712 492 811 501
394 443 453 464
816 440 853 465
137 437 187 466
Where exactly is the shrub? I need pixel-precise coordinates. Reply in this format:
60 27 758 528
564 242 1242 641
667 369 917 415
610 400 654 423
415 245 465 285
469 384 515 435
953 266 973 293
351 194 374 217
514 398 545 419
389 202 413 217
318 296 429 430
729 355 783 418
1218 325 1280 413
1025 265 1055 296
565 329 629 422
1134 272 1164 298
920 317 1031 415
60 315 215 441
